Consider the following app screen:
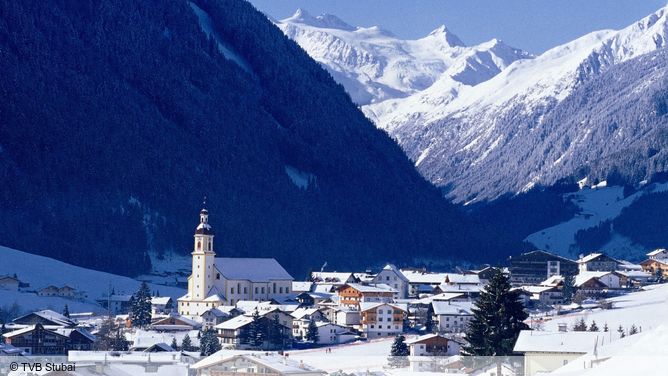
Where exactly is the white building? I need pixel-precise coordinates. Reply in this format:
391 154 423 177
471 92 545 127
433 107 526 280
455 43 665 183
431 301 473 333
291 308 327 339
372 264 409 299
178 208 294 319
151 297 173 315
359 302 406 338
313 322 356 345
192 353 325 376
513 330 602 376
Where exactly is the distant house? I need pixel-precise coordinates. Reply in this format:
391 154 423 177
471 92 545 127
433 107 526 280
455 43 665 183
407 333 462 357
0 342 25 357
0 275 20 291
520 285 564 306
151 296 173 315
431 301 473 334
291 308 327 339
577 253 621 273
192 353 326 376
336 283 395 309
313 322 356 345
2 324 90 355
200 306 241 329
295 291 332 307
372 264 409 299
151 313 201 331
513 330 602 376
509 250 578 285
52 327 96 351
640 258 668 279
359 302 406 338
575 271 621 291
215 314 291 350
12 310 76 327
647 249 668 260
142 342 175 353
98 294 133 314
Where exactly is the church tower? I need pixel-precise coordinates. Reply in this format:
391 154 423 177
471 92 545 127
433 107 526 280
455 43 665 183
191 207 215 300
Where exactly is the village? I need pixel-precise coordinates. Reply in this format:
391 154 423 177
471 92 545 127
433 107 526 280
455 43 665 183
1 208 667 376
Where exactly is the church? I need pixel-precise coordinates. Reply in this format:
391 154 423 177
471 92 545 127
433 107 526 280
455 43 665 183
178 207 294 319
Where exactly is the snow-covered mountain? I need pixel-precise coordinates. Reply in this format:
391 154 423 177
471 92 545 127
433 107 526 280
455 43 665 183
275 9 530 106
279 7 668 203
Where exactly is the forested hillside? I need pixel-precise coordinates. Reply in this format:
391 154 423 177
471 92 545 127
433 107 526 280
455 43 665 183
0 0 472 276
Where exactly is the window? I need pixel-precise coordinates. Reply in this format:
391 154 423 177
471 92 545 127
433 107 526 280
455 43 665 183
216 273 220 280
386 276 390 281
231 288 235 294
244 287 248 294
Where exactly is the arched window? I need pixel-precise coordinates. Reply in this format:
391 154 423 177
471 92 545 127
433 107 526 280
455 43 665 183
197 241 201 250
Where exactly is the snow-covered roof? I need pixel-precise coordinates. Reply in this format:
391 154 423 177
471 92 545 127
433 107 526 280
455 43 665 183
574 271 615 287
405 333 458 345
359 302 407 312
436 283 482 293
108 294 133 302
340 283 396 293
0 342 24 356
647 248 667 256
313 284 337 293
400 270 447 284
513 330 601 354
444 273 480 285
215 258 293 282
431 301 473 316
13 309 76 327
311 272 355 284
292 281 313 292
193 353 325 374
214 315 254 330
577 253 603 263
54 327 97 342
151 296 172 305
290 307 322 320
521 285 558 294
143 342 175 352
376 264 409 281
541 275 564 287
416 292 466 305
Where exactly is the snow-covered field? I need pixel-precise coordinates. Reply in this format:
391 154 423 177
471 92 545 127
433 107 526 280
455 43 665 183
289 337 398 373
0 245 185 314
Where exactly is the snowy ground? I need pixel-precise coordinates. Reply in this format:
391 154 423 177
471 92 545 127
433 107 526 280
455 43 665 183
539 284 668 339
0 245 185 314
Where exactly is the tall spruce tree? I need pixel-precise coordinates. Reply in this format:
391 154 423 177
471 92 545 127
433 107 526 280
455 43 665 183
425 304 435 333
306 317 319 343
463 268 529 356
62 304 70 318
618 325 626 338
130 282 152 328
181 333 194 351
200 329 221 356
562 274 576 304
388 334 409 368
171 337 178 351
589 321 599 332
573 318 588 331
248 309 265 349
112 330 129 351
267 314 285 349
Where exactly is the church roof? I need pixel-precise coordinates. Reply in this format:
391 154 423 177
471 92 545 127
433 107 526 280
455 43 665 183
215 258 293 282
195 222 214 235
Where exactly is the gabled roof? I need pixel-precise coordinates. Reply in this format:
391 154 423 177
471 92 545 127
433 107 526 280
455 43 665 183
359 302 407 312
376 264 409 282
400 270 447 284
647 248 668 256
513 330 601 354
577 253 621 264
574 271 617 287
12 309 76 327
151 297 172 305
193 353 325 374
3 324 70 340
54 328 97 342
416 292 466 305
431 301 473 316
215 258 293 282
311 272 355 284
405 333 460 345
0 342 24 356
338 283 396 294
290 307 322 320
214 315 254 330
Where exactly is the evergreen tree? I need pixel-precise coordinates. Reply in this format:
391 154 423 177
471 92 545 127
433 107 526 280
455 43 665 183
388 334 409 368
200 329 222 356
463 268 530 356
589 321 599 332
573 318 587 331
247 309 265 349
171 337 179 351
655 268 664 283
617 325 626 338
425 304 435 333
306 317 319 343
562 274 576 304
95 316 117 351
267 314 285 349
603 323 609 332
112 330 129 351
629 324 638 335
1 323 6 343
130 282 152 328
181 333 194 352
62 304 70 318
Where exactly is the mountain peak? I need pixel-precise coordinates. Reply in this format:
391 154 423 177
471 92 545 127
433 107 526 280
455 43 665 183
282 9 356 31
426 24 466 47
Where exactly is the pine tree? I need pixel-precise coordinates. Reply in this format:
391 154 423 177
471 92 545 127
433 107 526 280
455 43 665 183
388 334 409 368
306 317 319 343
0 323 6 343
199 329 221 356
112 330 129 351
62 304 70 318
95 316 117 351
247 309 265 349
171 337 178 351
463 268 530 356
589 321 599 332
267 314 285 349
181 334 194 352
629 324 638 335
130 281 152 328
617 325 625 338
425 304 435 333
603 323 609 332
573 318 587 331
562 274 576 304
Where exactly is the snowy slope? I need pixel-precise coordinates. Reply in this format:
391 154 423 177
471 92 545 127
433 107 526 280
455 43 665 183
275 9 530 106
0 245 185 313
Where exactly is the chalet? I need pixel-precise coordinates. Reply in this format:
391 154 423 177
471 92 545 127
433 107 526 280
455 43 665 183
290 308 327 339
359 302 406 338
647 248 668 260
319 306 360 327
215 314 291 350
52 328 96 351
0 275 19 291
520 285 564 306
192 353 326 376
372 264 409 299
312 322 356 344
310 272 357 285
150 296 173 315
401 269 447 297
431 301 473 334
200 306 241 329
3 324 71 355
509 250 578 285
37 285 78 298
12 310 76 327
406 333 462 357
577 253 621 272
151 313 202 331
617 270 652 286
432 282 482 299
575 271 621 290
514 330 602 376
336 283 395 308
640 258 668 279
99 294 133 314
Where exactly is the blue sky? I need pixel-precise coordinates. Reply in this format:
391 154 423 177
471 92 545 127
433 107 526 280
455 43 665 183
248 0 666 53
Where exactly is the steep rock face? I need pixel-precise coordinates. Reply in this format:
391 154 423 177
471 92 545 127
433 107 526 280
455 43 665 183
0 0 470 276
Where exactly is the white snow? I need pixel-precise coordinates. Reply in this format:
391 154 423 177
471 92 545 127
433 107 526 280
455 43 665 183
0 245 185 314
